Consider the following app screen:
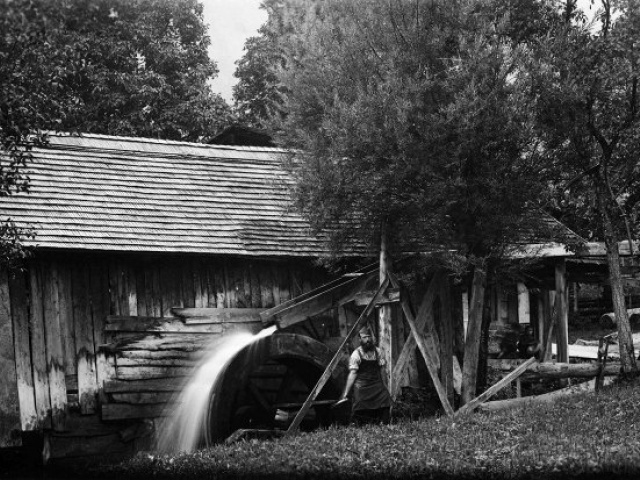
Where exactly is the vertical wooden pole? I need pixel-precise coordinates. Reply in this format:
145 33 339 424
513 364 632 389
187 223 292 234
461 289 469 341
439 282 454 405
555 259 569 365
537 294 545 345
8 270 37 431
461 267 486 406
378 222 393 391
517 282 530 325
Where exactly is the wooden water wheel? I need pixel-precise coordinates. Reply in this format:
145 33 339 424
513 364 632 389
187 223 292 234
204 333 349 444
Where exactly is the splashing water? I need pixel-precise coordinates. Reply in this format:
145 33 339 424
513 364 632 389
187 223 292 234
156 326 277 454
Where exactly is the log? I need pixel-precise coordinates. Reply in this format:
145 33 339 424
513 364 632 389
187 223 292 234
110 392 176 404
488 360 622 379
478 376 616 413
600 308 640 326
461 268 486 406
456 357 538 416
115 366 193 380
115 357 198 368
555 260 569 364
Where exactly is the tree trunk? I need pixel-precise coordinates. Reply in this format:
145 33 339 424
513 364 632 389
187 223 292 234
461 266 487 405
378 221 393 389
595 176 637 372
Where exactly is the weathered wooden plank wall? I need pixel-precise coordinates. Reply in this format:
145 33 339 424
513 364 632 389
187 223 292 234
0 271 21 447
1 252 326 439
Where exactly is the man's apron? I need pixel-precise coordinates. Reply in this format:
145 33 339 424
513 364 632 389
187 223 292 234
352 350 391 412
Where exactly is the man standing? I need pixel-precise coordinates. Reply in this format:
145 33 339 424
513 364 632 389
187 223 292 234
336 326 391 424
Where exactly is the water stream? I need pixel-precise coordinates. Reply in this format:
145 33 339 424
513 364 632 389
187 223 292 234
156 326 277 454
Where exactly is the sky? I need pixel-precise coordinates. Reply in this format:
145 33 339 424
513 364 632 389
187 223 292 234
202 0 268 104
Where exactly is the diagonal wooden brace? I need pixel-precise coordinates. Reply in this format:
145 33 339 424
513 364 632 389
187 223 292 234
388 273 454 416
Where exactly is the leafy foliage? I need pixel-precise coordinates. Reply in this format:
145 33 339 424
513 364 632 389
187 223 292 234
0 0 232 267
98 377 640 479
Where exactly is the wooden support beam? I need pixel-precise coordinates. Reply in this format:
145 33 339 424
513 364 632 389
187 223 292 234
378 227 393 391
285 278 390 435
261 272 374 330
391 273 443 399
388 273 454 416
259 265 377 324
489 360 621 379
555 260 569 364
105 315 223 334
456 357 538 416
517 282 530 324
0 271 21 446
461 268 486 406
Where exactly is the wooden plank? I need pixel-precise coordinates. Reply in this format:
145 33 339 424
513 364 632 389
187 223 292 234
389 273 454 416
555 260 569 364
213 261 226 308
72 263 98 415
136 262 148 317
101 334 213 353
194 260 206 309
29 265 52 429
104 378 183 394
116 357 197 368
56 265 75 375
127 264 138 316
115 366 192 380
91 259 110 347
278 263 291 304
258 263 274 308
456 357 538 416
118 349 194 361
43 262 67 431
101 403 167 420
8 271 37 431
105 315 223 334
149 263 162 317
180 260 195 309
249 262 261 308
111 392 175 404
391 273 442 399
171 307 264 324
286 278 391 435
0 270 22 446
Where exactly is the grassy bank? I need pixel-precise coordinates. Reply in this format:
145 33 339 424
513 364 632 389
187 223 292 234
97 377 640 480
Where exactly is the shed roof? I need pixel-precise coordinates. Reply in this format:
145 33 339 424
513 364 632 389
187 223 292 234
1 133 347 257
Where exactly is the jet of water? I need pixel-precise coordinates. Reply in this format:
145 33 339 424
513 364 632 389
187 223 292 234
156 325 277 454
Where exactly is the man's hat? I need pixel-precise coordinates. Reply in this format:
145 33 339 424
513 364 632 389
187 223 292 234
358 325 374 337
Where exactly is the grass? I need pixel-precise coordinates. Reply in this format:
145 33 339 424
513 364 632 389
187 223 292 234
93 376 640 480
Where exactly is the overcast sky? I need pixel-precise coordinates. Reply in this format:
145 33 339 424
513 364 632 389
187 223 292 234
202 0 268 104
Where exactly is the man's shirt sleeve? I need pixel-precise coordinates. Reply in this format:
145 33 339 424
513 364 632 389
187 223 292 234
348 349 361 371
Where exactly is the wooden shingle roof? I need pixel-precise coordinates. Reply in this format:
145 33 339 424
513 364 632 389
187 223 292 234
1 133 345 257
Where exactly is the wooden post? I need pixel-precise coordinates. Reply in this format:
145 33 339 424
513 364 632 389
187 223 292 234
537 294 545 346
461 267 486 406
555 259 569 365
439 283 454 405
29 266 52 429
461 289 469 340
378 223 393 392
517 282 530 325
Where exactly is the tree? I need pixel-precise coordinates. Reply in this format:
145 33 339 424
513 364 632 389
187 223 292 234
528 0 640 371
1 0 233 266
269 0 561 404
